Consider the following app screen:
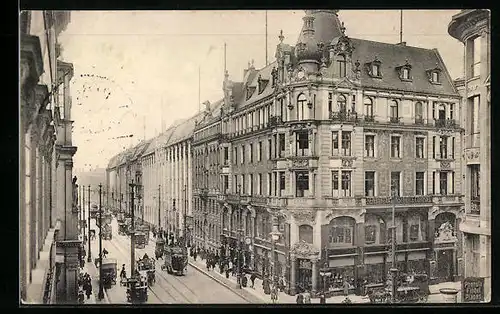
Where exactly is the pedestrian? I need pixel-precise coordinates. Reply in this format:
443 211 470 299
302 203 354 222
78 289 85 304
84 280 92 299
319 293 326 304
296 293 304 304
102 248 108 259
303 290 311 304
206 257 211 271
193 250 197 261
225 268 230 279
343 278 350 296
250 272 257 288
278 277 285 292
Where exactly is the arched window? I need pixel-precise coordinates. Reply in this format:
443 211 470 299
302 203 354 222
390 100 399 119
298 225 314 244
337 94 347 113
297 93 307 120
407 213 425 242
415 101 423 121
328 216 355 246
364 97 373 117
364 214 386 244
337 55 347 78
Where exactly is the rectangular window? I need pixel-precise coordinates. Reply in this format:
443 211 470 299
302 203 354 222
296 171 309 197
224 147 229 165
233 147 238 164
440 171 448 195
432 172 436 194
332 171 339 197
223 175 229 193
472 36 481 77
432 102 436 119
416 172 425 196
258 174 262 195
296 131 309 156
440 136 448 159
365 171 375 197
409 224 419 242
372 64 380 76
249 143 253 163
451 137 455 159
273 172 277 196
341 170 352 197
267 173 272 196
279 134 285 157
272 135 277 158
341 131 351 156
365 225 376 244
241 145 245 164
391 136 401 158
268 139 272 159
279 171 286 196
450 104 454 120
234 175 238 193
391 171 401 196
452 171 455 194
470 165 480 201
432 136 436 159
328 92 333 112
258 141 262 161
416 137 425 158
332 131 339 155
249 174 253 195
365 135 375 157
241 175 246 194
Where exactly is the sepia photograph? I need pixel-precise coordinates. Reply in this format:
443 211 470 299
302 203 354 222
19 9 491 305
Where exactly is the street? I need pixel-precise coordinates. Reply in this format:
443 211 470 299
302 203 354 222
86 213 248 304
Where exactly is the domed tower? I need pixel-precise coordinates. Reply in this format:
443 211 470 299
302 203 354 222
295 10 344 73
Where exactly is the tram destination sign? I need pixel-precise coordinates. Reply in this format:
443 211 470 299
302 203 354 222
462 277 484 303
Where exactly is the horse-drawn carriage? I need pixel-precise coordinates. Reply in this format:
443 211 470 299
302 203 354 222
125 277 148 303
134 232 146 249
368 273 429 304
155 238 165 260
136 225 150 245
161 246 188 275
137 255 155 286
118 222 128 236
101 258 117 289
101 223 112 240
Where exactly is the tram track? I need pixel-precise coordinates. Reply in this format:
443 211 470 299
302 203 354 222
109 226 195 303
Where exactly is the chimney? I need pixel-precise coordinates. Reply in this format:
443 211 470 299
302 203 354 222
397 41 406 46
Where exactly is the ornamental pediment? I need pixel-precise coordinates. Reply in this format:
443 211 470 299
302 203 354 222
290 240 320 259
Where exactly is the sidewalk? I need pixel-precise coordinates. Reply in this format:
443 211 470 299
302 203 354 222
80 261 109 304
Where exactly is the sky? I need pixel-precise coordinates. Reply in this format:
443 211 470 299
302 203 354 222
57 9 464 172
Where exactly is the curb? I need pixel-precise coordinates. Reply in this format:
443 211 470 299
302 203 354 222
188 261 263 304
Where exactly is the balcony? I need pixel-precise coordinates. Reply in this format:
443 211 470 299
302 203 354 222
330 111 358 123
469 198 480 215
365 195 433 206
432 195 463 204
269 116 284 127
364 115 375 123
389 116 401 124
435 119 457 129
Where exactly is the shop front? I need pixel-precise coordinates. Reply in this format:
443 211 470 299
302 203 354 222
430 212 460 284
289 241 320 296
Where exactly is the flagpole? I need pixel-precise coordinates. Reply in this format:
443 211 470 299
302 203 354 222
198 66 201 113
224 42 227 74
399 10 403 43
265 10 268 66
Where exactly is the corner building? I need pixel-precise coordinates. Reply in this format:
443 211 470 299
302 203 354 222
448 9 490 301
217 10 464 296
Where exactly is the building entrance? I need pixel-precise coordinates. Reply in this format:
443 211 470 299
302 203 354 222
297 259 312 293
436 249 454 282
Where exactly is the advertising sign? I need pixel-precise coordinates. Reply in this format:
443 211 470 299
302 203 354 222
462 277 484 303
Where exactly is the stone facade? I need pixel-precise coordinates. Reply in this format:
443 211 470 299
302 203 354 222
448 9 491 302
20 11 78 304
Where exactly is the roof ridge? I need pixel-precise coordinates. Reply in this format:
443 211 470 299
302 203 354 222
351 37 435 52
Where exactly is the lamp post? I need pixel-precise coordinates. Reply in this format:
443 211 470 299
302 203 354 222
173 199 177 244
183 185 188 247
158 185 162 237
270 216 283 298
129 180 137 303
389 190 398 303
98 183 105 300
235 185 242 289
87 185 92 262
319 246 332 301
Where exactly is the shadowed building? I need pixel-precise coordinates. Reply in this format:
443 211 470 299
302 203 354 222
448 9 490 302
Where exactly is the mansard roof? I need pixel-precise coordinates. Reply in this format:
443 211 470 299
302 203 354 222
237 61 277 110
194 99 224 130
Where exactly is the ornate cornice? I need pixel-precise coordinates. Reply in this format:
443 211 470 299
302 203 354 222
57 60 74 81
20 34 43 89
291 209 316 225
448 9 490 42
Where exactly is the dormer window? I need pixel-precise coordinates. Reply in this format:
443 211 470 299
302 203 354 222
396 60 412 82
257 75 269 95
246 86 256 100
426 66 442 85
366 57 382 78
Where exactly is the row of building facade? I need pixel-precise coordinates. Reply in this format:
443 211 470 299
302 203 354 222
20 11 80 303
106 10 490 299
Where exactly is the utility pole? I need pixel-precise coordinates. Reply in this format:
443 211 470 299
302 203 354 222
87 185 92 262
98 184 104 300
183 185 187 247
129 180 137 302
390 190 398 303
236 184 242 289
158 185 162 237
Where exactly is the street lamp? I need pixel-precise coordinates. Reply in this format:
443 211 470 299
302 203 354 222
98 183 105 300
235 184 242 289
389 190 399 303
87 185 92 262
269 217 283 295
319 247 332 300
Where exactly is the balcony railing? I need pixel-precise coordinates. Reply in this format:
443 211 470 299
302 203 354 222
389 116 401 124
470 199 480 215
365 195 433 206
330 111 358 123
269 116 284 127
364 115 375 123
435 119 457 128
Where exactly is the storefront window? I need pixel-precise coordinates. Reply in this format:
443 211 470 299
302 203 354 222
365 225 376 244
328 216 355 246
328 267 355 290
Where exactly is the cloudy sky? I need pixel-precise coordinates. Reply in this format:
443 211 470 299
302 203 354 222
57 9 463 172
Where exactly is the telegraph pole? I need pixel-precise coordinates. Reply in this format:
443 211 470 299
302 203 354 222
129 180 137 302
184 185 187 247
158 185 161 237
87 185 92 262
98 184 104 300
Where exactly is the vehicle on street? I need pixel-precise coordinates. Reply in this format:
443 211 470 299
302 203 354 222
137 255 155 286
136 225 150 245
101 223 112 240
90 204 99 219
135 232 146 249
155 238 165 260
161 246 188 276
125 277 148 303
101 258 117 289
118 222 128 235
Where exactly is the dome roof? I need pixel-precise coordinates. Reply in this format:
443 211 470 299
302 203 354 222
295 10 344 63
